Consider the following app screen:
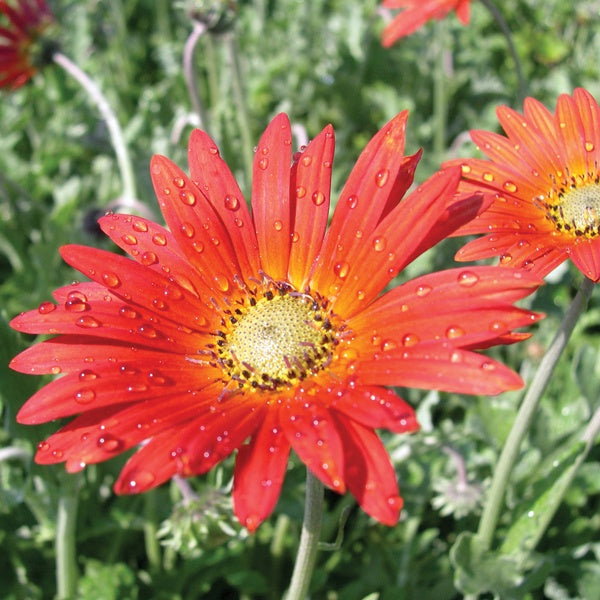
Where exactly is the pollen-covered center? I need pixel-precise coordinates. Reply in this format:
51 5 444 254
546 182 600 238
218 289 337 391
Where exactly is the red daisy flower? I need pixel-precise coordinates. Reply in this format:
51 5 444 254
0 0 54 89
447 88 600 282
11 112 541 531
381 0 471 47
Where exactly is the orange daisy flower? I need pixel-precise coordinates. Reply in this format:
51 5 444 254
447 88 600 282
381 0 471 47
11 113 541 531
0 0 54 89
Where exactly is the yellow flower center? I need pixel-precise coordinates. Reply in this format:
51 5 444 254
216 286 337 391
546 181 600 238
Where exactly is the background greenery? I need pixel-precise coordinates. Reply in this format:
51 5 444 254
1 0 599 598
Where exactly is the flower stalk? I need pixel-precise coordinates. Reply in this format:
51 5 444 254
55 474 80 599
285 469 324 600
477 276 595 550
183 20 211 137
52 52 137 208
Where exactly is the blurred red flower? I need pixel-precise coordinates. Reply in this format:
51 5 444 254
11 112 541 530
381 0 471 47
447 88 600 282
0 0 54 89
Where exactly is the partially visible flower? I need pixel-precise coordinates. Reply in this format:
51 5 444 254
0 0 54 89
381 0 471 47
446 88 600 282
11 112 541 531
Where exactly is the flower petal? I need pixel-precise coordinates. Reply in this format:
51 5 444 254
251 113 293 280
287 124 335 289
335 415 401 526
233 410 291 532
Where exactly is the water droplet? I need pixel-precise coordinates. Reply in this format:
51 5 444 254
312 191 325 206
97 434 123 452
402 333 420 347
102 272 121 288
127 471 156 490
372 237 386 252
503 181 518 193
214 274 230 292
415 284 432 297
301 155 312 167
180 222 195 238
346 195 358 209
76 316 101 328
128 383 148 393
179 190 196 205
138 324 158 338
258 157 269 170
119 306 139 319
273 220 283 231
483 172 495 182
500 253 512 265
79 369 97 381
356 290 365 301
381 339 397 351
173 177 185 188
64 298 89 312
292 231 299 242
375 169 390 188
38 301 56 314
355 229 363 239
190 240 204 253
457 270 479 287
333 262 349 279
50 365 62 374
136 254 158 271
224 195 240 211
152 233 167 246
132 219 148 232
164 284 183 300
295 186 306 199
461 164 472 174
208 146 219 155
445 325 465 339
585 141 595 152
371 333 382 346
489 320 507 333
74 389 95 404
38 441 50 452
121 234 137 245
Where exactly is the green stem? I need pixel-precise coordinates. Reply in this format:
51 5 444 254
143 490 162 570
433 19 448 161
285 470 324 600
224 33 254 191
52 52 137 207
479 0 527 104
183 20 211 136
56 475 80 599
477 276 595 550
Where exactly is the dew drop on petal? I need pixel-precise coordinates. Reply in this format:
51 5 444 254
333 261 349 279
346 195 358 209
79 369 97 381
153 298 167 310
371 333 382 346
127 471 156 490
301 155 312 167
179 190 196 205
402 333 420 347
102 272 121 288
152 233 167 246
381 339 397 351
74 389 96 404
296 186 306 199
76 316 101 328
141 251 158 266
416 284 432 297
38 441 50 452
500 253 512 265
192 241 205 253
503 181 518 193
121 234 137 245
258 157 269 170
132 219 148 233
224 195 240 211
50 366 62 375
180 222 195 238
138 324 158 338
356 290 365 301
585 141 595 152
273 220 283 231
65 298 89 312
375 169 390 188
489 320 507 333
173 177 185 188
214 274 230 292
483 172 495 182
372 237 386 252
119 306 139 319
457 270 479 287
38 301 56 314
312 191 326 206
354 229 363 239
445 325 465 339
97 434 123 452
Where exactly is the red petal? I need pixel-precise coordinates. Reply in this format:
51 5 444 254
335 415 401 526
187 129 261 277
251 113 293 280
233 410 291 532
287 124 335 289
280 397 345 493
571 238 600 282
331 386 418 434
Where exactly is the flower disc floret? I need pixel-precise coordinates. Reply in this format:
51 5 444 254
545 181 600 238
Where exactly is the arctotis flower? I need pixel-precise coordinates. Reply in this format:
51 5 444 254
0 0 54 89
447 88 600 282
11 112 541 531
381 0 471 47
